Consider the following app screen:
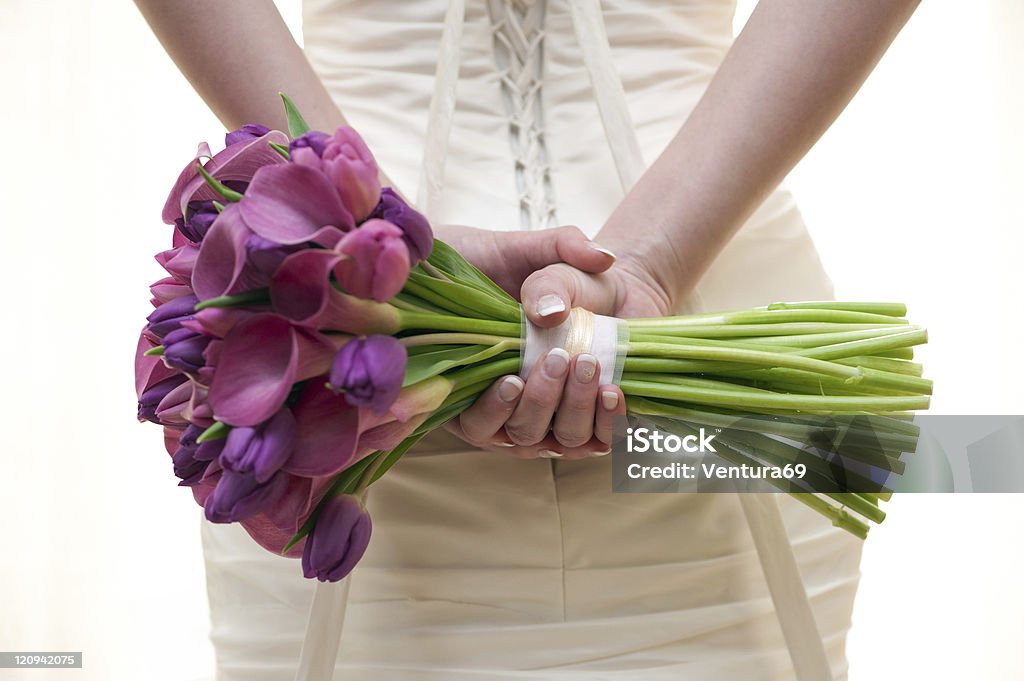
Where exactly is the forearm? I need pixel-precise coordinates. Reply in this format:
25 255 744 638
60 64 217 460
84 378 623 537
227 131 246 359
134 0 343 133
598 0 920 305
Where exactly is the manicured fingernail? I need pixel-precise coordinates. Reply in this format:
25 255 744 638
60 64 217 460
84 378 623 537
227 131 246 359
538 449 563 458
497 376 524 402
590 450 610 457
536 294 566 317
601 390 619 411
586 241 616 260
493 440 516 448
575 353 597 383
542 348 570 378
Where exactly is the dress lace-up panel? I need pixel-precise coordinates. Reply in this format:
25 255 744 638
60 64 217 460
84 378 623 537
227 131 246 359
486 0 558 230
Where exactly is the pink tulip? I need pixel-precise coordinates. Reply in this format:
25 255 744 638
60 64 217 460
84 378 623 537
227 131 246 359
291 127 381 222
333 219 410 302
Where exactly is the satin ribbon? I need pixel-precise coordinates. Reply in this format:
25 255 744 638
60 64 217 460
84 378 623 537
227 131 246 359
520 307 628 387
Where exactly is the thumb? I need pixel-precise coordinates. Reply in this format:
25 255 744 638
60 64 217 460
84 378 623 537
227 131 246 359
520 263 617 328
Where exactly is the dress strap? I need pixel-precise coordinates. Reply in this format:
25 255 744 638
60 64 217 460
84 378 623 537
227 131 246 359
416 0 468 219
566 0 645 191
565 4 832 680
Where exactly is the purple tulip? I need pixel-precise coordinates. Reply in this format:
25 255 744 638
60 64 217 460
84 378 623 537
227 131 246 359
220 408 296 483
289 131 330 162
163 327 212 375
334 219 410 302
290 126 381 222
146 293 198 339
328 336 407 416
369 188 433 263
225 123 271 147
138 374 188 423
205 467 290 524
244 233 297 280
302 494 372 582
171 423 217 486
175 200 219 243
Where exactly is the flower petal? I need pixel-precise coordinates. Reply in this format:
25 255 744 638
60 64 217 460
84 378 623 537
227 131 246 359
192 204 253 300
239 164 354 245
180 131 290 217
270 249 401 334
286 381 362 477
162 141 212 224
208 314 298 427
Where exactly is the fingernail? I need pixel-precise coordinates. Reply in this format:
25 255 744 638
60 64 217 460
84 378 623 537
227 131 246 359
590 450 610 457
497 376 524 402
542 348 570 378
536 294 566 317
586 241 617 260
601 390 619 411
538 449 563 458
575 353 597 383
493 440 516 448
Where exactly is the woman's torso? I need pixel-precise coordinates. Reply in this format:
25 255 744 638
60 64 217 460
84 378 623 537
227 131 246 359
200 2 862 679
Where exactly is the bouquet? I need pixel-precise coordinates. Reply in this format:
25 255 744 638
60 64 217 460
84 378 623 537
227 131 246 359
136 96 931 583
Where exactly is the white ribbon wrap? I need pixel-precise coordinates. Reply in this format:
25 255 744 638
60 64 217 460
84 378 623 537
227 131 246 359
520 307 629 386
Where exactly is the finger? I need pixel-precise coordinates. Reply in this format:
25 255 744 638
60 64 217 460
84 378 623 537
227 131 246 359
504 348 570 446
520 263 618 328
457 375 525 444
495 225 615 276
551 226 616 273
594 384 626 447
552 354 600 448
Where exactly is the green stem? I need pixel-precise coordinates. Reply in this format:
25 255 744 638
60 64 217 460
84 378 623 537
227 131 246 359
195 288 270 311
625 321 901 337
353 451 389 494
447 356 521 391
400 333 523 348
398 310 521 336
620 378 930 412
625 341 864 380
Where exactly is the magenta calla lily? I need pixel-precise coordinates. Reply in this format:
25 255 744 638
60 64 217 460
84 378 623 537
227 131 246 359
174 130 289 221
285 381 363 477
162 141 212 225
269 249 401 334
135 329 178 399
192 203 286 300
207 313 338 427
239 163 354 246
241 513 308 558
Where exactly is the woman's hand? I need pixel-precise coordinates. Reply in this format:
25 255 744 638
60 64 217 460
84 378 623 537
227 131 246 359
435 225 671 460
433 224 630 459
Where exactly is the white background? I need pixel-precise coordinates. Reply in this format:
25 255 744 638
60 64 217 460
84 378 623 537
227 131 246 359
0 1 1021 680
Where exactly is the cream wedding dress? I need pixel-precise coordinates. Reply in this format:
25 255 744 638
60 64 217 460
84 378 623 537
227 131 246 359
200 0 864 678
